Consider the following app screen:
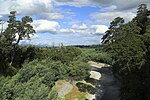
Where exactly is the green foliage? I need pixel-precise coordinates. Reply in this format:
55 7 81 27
106 33 146 75
0 60 65 99
82 48 112 64
48 90 59 100
67 61 90 81
2 11 35 45
89 52 112 64
19 60 68 85
102 4 150 100
102 17 125 44
134 4 148 34
38 46 82 64
0 46 90 99
0 76 50 100
0 11 35 76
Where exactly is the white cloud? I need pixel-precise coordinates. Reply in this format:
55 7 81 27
32 20 60 33
53 0 150 9
59 23 108 34
0 21 8 31
89 0 150 24
19 39 51 46
53 0 113 7
38 12 64 20
91 11 136 24
102 5 117 11
71 24 89 34
59 29 74 33
0 0 64 20
115 0 150 10
91 25 108 34
72 24 87 30
15 33 38 42
29 34 39 39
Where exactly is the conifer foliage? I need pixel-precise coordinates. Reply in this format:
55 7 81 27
102 4 150 100
0 11 35 75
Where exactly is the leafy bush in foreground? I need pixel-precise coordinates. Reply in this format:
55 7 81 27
0 60 67 99
0 54 90 99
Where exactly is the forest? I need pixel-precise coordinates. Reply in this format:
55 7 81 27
102 4 150 100
0 4 150 100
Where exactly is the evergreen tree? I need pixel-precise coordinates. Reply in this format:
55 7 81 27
102 4 150 100
0 11 35 75
134 4 148 34
102 17 124 44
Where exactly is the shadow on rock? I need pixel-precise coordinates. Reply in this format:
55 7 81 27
76 82 96 94
85 78 101 86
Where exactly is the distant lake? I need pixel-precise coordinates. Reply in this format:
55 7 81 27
19 33 103 46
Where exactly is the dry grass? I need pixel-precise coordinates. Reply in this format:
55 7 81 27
65 86 87 100
53 80 67 91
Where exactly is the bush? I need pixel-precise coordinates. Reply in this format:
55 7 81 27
0 59 67 99
67 61 90 81
41 46 82 64
89 52 112 64
0 55 90 99
0 46 91 99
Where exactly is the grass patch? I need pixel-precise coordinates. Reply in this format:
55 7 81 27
65 86 87 100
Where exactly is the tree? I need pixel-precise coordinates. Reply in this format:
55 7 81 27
0 11 35 75
104 22 145 75
6 11 35 65
102 17 124 44
134 4 148 34
102 4 150 100
2 11 35 46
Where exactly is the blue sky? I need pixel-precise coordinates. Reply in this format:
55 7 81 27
0 0 150 46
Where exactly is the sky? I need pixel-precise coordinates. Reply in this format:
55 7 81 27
0 0 150 46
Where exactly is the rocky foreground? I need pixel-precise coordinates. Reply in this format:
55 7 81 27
52 61 120 100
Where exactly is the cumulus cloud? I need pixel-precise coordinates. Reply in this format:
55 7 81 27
58 23 108 34
71 24 91 34
90 0 150 24
53 0 150 9
91 11 136 24
91 25 108 34
53 0 113 7
102 5 117 11
32 20 60 33
0 0 64 20
72 24 88 30
115 0 150 10
59 29 74 33
19 39 52 46
1 0 149 46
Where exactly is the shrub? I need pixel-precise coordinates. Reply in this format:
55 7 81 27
89 52 112 64
0 59 67 99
